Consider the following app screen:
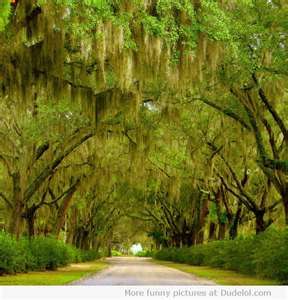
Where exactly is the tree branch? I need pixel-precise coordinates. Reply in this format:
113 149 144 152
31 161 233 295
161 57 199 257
24 128 94 203
0 192 12 209
194 97 251 130
43 179 81 207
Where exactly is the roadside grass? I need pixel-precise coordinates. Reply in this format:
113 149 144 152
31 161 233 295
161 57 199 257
153 260 278 285
0 260 108 285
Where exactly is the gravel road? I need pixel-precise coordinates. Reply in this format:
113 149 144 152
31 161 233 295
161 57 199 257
71 257 215 286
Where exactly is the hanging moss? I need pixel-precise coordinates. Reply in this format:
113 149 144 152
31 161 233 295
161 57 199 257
0 0 232 127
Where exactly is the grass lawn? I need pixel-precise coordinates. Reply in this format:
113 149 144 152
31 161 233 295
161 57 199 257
153 260 278 285
0 260 108 285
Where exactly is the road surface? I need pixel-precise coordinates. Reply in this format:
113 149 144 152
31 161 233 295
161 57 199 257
71 257 215 285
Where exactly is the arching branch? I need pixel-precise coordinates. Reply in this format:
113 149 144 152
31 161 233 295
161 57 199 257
0 192 12 209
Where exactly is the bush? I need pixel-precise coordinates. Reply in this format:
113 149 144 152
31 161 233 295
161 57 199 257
66 245 82 263
0 232 103 275
135 250 154 257
0 232 23 274
253 228 288 283
80 249 101 262
112 250 123 256
28 237 72 270
154 227 288 283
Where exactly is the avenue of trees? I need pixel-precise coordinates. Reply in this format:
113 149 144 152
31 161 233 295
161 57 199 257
0 0 287 264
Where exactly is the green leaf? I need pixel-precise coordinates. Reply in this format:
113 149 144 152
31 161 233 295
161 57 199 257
0 0 11 32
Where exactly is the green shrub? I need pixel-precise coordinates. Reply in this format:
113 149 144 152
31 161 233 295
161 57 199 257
0 232 103 275
221 236 256 274
66 244 82 263
154 228 288 283
253 227 288 283
0 233 34 274
112 250 123 256
16 238 37 272
135 250 154 257
28 237 71 270
80 249 101 262
0 232 20 274
155 248 177 261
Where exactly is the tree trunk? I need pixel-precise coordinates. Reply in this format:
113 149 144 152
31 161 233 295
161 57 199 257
8 202 24 238
8 172 24 238
255 210 266 234
218 223 226 240
283 196 288 225
191 230 197 246
55 180 80 239
74 230 82 248
81 230 90 250
173 234 181 248
107 242 112 257
92 237 99 251
215 188 226 240
27 213 36 238
155 240 161 250
181 230 193 247
67 207 78 244
196 230 204 244
208 222 216 240
22 205 38 238
196 196 209 244
229 218 239 240
229 204 242 239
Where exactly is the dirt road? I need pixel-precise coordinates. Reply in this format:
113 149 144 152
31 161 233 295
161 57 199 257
71 257 215 285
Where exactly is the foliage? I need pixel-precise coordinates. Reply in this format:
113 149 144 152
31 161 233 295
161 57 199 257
28 237 73 270
254 228 288 283
0 232 102 275
80 249 102 262
0 0 10 32
154 227 288 283
134 250 154 257
0 0 288 283
111 249 123 256
0 232 29 274
22 99 90 144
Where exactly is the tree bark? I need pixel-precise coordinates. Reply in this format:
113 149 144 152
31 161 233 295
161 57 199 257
67 207 78 244
81 230 90 250
196 230 204 244
107 242 112 257
214 188 226 240
22 205 37 238
27 213 36 238
172 234 181 248
283 196 288 225
8 172 24 238
208 222 216 241
255 210 266 234
218 223 226 240
196 196 209 244
55 180 80 239
229 204 242 239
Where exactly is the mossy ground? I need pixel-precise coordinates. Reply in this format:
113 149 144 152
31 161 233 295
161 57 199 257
153 260 278 285
0 260 108 285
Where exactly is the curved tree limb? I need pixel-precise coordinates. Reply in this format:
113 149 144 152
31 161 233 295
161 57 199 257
0 192 12 209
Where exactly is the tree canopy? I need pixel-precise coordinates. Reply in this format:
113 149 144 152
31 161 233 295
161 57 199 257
0 0 287 252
